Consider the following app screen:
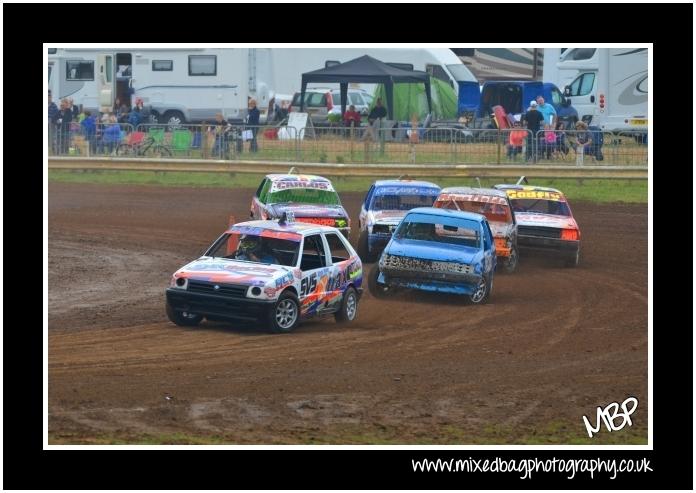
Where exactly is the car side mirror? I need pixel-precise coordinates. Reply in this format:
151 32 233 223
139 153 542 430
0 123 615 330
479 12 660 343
563 86 571 97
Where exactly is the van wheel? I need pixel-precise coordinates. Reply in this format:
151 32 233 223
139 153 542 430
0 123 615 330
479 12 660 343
163 110 185 128
166 301 203 326
269 291 300 333
334 287 358 324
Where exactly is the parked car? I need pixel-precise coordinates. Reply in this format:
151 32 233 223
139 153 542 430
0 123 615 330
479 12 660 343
166 217 363 333
250 172 351 238
357 178 441 261
289 88 374 123
434 187 518 273
368 207 496 304
494 179 581 267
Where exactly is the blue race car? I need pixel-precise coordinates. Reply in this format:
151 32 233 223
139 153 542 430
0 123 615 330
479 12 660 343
368 207 496 304
357 179 441 261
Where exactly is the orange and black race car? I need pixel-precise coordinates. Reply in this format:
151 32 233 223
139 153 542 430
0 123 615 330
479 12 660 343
494 179 581 267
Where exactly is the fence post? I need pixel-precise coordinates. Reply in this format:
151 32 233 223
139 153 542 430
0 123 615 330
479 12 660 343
496 128 502 164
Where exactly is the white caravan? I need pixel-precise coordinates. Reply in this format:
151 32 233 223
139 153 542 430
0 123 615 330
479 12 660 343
555 48 648 133
47 47 476 125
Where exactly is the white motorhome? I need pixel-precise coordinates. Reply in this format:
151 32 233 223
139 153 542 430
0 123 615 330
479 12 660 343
47 47 476 125
555 48 648 133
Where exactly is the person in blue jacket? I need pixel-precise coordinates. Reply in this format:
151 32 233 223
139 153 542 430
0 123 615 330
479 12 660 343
246 98 260 152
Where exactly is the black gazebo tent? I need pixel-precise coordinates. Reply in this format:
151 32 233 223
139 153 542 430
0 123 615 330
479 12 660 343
299 55 432 120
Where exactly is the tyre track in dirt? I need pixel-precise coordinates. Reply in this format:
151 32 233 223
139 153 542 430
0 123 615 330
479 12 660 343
48 182 648 443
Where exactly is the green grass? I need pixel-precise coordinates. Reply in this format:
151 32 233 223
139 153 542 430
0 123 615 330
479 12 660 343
48 169 647 204
49 420 648 445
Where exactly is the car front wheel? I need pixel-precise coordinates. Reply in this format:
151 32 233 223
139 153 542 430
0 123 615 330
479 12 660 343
469 275 491 304
368 265 392 298
503 246 518 273
166 301 203 326
269 291 300 333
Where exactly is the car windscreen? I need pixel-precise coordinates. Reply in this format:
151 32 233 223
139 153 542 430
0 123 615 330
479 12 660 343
437 198 512 223
394 214 481 248
205 231 301 267
510 198 571 216
371 188 440 211
268 188 341 205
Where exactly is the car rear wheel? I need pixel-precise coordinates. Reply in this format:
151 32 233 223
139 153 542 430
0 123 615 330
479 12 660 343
564 249 580 268
166 301 203 326
269 291 300 333
469 275 491 304
368 265 392 298
503 246 518 273
334 287 358 324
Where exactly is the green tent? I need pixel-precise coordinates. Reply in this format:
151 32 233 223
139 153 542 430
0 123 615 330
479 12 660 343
372 76 457 121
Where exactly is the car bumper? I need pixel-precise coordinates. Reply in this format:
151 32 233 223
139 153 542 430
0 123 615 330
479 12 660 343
517 236 580 257
378 270 484 296
166 288 275 322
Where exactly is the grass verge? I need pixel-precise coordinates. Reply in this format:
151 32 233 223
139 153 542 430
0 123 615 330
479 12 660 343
49 169 647 204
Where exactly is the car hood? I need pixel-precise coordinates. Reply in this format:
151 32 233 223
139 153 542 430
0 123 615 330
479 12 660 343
369 209 407 225
175 257 291 286
515 212 578 230
269 202 348 218
489 220 516 239
386 238 480 264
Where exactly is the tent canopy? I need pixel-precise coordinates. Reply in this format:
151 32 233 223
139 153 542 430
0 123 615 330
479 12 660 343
300 55 432 120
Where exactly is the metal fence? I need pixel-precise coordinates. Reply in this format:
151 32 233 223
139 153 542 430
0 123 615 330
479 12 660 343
47 122 648 166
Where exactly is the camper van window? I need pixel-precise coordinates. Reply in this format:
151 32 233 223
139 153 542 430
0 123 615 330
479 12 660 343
567 48 596 61
568 73 595 97
189 55 216 76
48 48 57 54
66 60 94 81
153 60 173 71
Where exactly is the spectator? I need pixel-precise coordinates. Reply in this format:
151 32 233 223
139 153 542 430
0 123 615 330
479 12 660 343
540 124 557 160
275 100 289 122
128 106 142 129
246 98 260 153
56 99 73 154
343 104 362 129
572 121 593 154
522 100 545 162
48 90 59 154
555 121 570 156
506 121 526 160
536 95 557 128
212 112 230 157
368 97 387 125
102 114 122 155
80 110 97 155
557 99 578 129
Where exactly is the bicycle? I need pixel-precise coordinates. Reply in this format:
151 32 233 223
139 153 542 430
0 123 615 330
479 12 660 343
116 131 172 157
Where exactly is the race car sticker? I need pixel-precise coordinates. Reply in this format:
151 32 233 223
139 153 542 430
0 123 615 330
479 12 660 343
505 190 565 201
437 193 508 205
270 176 335 193
229 226 302 241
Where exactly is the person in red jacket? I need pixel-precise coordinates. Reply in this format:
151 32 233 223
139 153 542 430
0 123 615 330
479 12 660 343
343 104 362 129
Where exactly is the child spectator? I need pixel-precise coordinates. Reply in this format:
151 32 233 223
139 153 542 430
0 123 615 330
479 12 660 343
506 121 526 160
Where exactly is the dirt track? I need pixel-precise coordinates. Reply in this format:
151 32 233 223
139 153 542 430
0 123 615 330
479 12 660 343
48 182 648 444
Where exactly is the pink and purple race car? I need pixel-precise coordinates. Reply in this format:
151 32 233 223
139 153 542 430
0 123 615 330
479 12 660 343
166 216 363 333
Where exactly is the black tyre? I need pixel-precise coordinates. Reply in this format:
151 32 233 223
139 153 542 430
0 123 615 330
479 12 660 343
143 144 172 158
367 265 392 298
166 301 203 326
469 275 491 304
268 291 300 333
564 249 580 268
503 246 518 274
357 230 372 262
334 286 358 324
